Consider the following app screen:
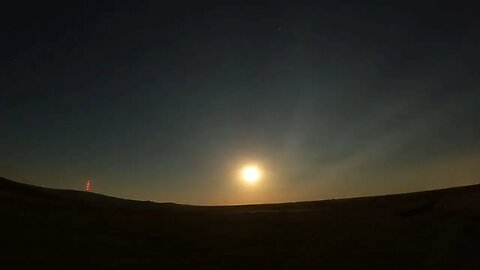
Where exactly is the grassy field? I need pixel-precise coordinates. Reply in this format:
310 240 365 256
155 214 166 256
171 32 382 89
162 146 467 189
1 176 479 269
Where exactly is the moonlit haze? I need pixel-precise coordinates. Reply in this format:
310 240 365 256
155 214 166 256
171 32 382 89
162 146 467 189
1 1 480 205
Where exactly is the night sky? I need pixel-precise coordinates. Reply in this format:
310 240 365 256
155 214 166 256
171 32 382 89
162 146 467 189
1 1 479 205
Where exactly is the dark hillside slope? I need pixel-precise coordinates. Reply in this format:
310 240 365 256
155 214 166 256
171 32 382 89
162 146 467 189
1 177 480 269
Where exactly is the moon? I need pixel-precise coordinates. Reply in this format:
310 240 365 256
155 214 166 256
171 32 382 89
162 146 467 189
240 165 262 185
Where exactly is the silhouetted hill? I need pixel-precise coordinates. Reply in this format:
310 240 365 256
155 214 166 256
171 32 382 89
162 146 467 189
0 176 180 210
1 176 480 269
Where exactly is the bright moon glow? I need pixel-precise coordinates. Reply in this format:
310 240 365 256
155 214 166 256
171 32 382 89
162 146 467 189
240 165 262 185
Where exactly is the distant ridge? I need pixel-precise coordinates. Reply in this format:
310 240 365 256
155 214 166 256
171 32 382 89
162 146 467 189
1 176 480 269
0 176 179 210
1 176 480 210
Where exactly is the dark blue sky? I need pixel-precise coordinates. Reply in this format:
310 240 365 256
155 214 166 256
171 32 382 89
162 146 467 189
1 1 480 204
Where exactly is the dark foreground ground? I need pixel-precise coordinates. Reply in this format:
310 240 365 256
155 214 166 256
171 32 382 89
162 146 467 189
1 177 480 269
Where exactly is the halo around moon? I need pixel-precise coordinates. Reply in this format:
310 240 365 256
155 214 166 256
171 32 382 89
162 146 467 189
240 165 262 185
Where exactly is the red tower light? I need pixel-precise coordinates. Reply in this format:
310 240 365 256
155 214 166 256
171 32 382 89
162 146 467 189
86 177 92 192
